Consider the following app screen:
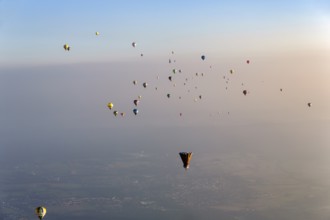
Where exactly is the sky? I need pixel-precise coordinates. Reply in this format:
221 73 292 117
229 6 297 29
1 1 330 220
1 0 330 66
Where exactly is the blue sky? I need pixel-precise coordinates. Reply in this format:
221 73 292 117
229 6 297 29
1 0 330 66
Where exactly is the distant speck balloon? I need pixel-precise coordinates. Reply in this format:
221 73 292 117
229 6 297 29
63 44 70 51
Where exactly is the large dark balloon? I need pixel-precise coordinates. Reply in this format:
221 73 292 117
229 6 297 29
201 55 206 60
179 152 192 169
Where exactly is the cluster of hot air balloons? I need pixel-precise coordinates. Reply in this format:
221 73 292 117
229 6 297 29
30 29 316 220
63 31 313 123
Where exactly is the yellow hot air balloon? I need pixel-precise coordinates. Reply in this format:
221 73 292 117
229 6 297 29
95 31 100 36
35 206 47 220
107 102 114 110
63 44 70 51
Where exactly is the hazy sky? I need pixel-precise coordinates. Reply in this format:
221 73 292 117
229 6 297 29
0 0 329 126
1 2 330 220
1 0 330 66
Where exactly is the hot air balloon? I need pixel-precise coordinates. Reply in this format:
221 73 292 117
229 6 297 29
35 206 46 220
168 76 172 81
167 94 171 98
243 90 247 96
107 102 114 110
113 111 119 116
95 32 100 36
132 42 136 47
201 55 206 60
179 152 192 169
230 69 234 74
120 112 125 117
133 80 137 85
133 99 139 106
307 102 312 107
246 60 250 64
172 69 177 74
138 95 142 100
63 44 70 51
143 82 148 88
133 108 138 115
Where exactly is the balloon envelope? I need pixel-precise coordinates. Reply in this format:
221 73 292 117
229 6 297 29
107 102 114 110
63 44 70 51
179 152 192 169
35 206 47 220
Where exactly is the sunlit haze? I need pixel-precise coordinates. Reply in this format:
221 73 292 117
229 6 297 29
0 1 329 220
